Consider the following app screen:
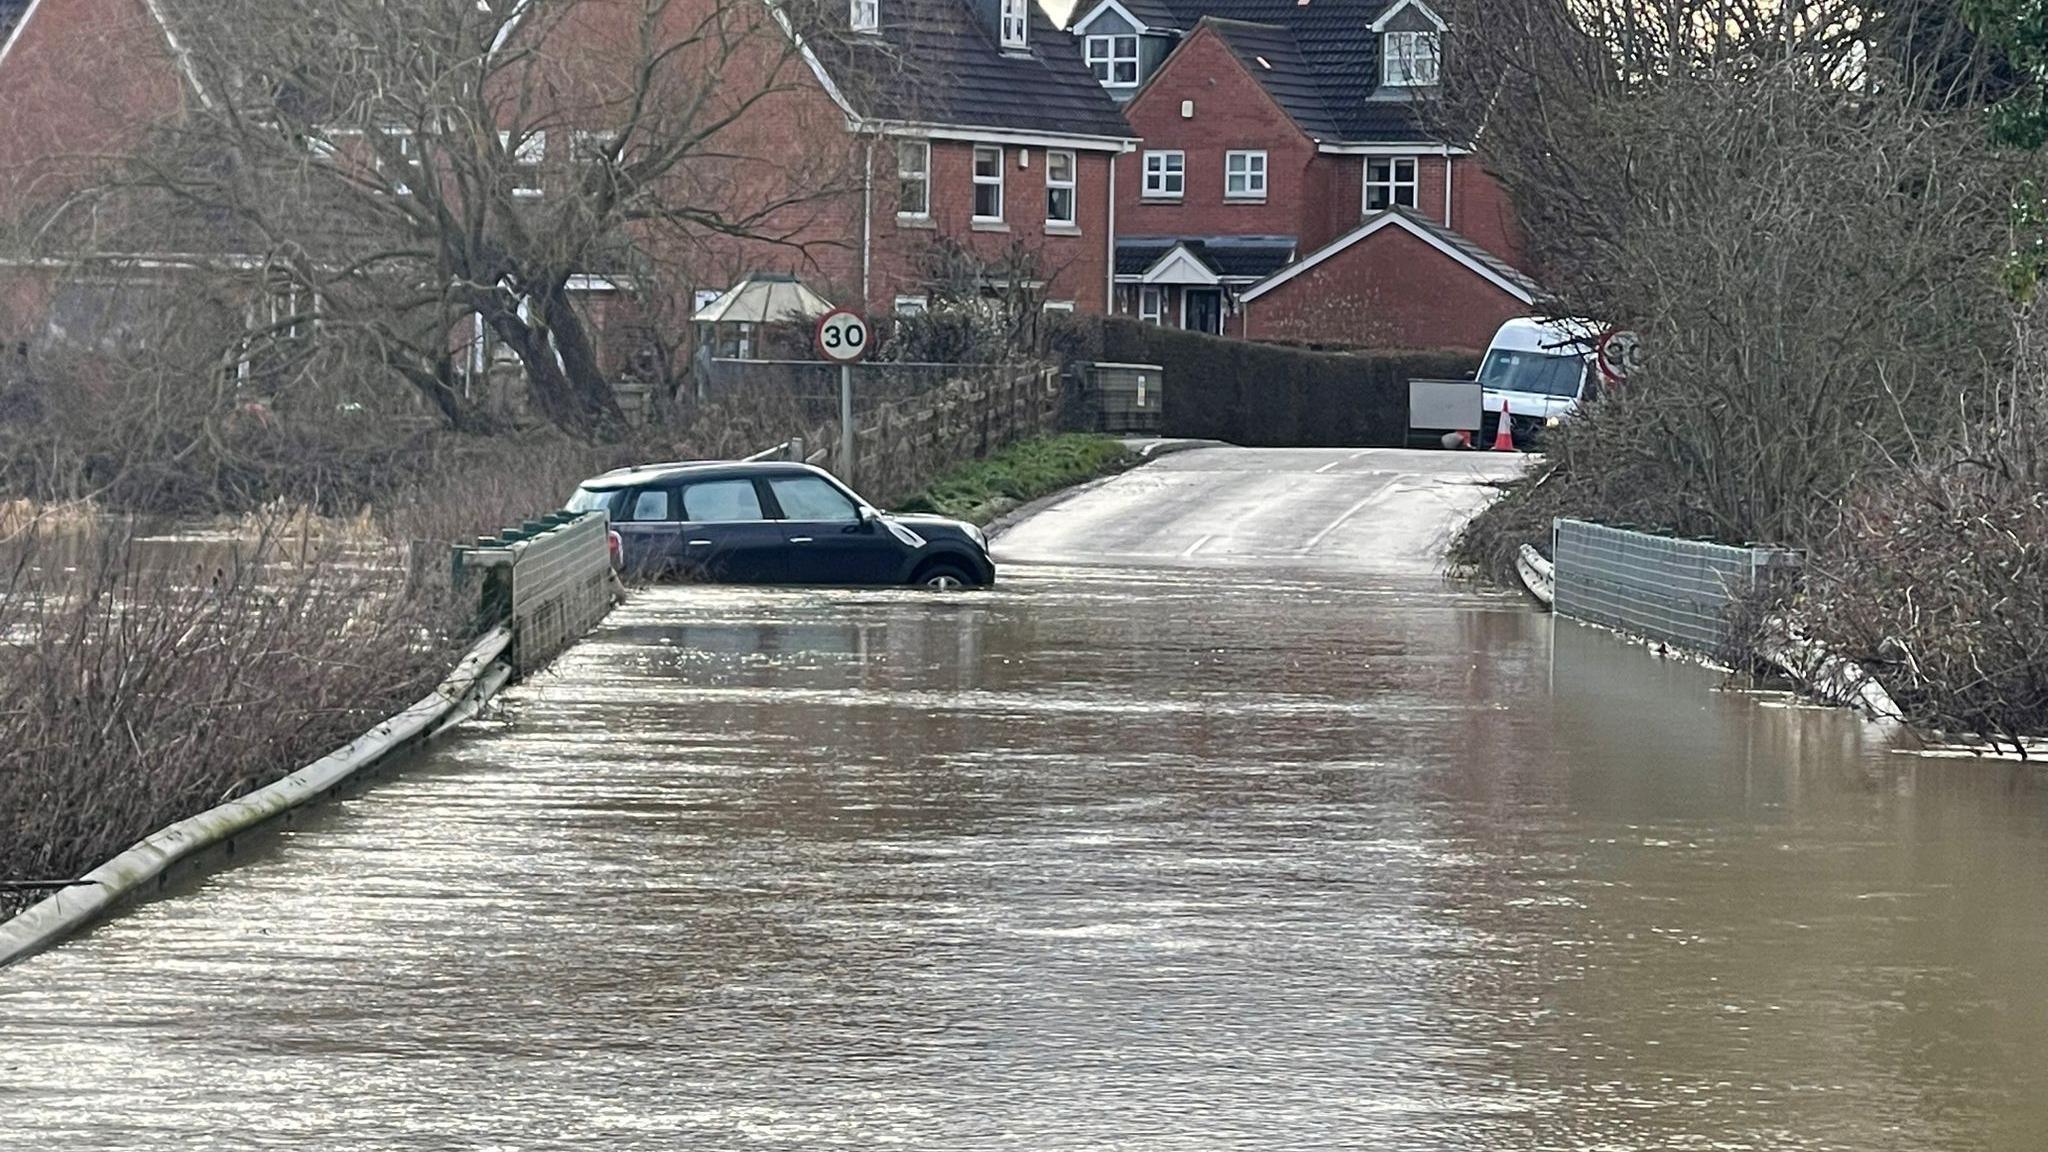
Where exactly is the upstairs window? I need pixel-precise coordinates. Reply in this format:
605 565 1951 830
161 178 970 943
1225 150 1266 200
1366 156 1418 210
1142 150 1183 198
897 139 930 217
1085 34 1139 87
851 0 878 31
1382 30 1440 86
999 0 1028 49
973 145 1004 221
500 130 546 198
1046 149 1077 226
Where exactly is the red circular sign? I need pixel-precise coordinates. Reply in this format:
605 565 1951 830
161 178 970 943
814 309 870 363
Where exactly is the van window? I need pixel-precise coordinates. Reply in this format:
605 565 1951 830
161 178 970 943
1478 349 1587 398
681 479 765 522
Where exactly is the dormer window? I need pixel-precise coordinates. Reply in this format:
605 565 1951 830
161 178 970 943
1085 34 1138 86
1000 0 1028 50
851 0 877 32
1382 30 1439 86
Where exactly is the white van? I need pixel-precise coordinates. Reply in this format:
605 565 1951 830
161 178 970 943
1476 316 1605 444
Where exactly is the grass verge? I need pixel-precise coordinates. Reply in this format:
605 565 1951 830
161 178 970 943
895 434 1137 525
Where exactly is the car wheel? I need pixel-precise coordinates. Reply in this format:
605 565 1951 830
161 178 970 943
915 562 975 590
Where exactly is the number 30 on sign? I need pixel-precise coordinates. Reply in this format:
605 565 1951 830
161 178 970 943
815 309 870 363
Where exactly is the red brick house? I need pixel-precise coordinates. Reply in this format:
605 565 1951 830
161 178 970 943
0 0 1135 365
1068 0 1536 350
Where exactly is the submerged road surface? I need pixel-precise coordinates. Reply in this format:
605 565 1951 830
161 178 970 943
6 447 2048 1150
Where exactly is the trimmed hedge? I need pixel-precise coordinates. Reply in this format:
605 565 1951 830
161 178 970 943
1087 317 1480 447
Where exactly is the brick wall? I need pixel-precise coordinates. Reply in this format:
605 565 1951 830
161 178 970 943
1239 224 1527 352
1114 27 1317 240
0 0 188 210
869 141 1113 314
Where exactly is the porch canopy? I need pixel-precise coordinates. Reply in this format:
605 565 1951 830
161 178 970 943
690 274 835 324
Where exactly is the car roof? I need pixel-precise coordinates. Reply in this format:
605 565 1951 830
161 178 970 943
577 460 823 491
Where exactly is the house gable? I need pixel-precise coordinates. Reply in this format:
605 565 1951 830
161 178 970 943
1241 209 1535 304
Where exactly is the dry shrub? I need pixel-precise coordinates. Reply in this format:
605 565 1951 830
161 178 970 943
0 521 457 917
1804 466 2048 744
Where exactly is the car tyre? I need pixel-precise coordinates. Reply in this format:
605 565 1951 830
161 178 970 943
915 562 976 590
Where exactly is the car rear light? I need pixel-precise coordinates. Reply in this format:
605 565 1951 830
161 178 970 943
607 529 622 569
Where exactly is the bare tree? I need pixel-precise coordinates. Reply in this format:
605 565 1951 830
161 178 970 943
23 0 873 437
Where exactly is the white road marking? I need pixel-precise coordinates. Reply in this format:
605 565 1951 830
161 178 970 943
1313 451 1369 475
1300 483 1403 553
1181 534 1213 559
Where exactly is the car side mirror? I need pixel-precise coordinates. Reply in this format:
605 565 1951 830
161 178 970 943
858 506 880 532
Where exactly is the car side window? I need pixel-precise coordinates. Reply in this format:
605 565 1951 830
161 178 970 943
681 479 766 522
626 488 672 522
767 475 860 523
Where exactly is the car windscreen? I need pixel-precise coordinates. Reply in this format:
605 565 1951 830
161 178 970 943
1477 349 1587 398
566 486 618 515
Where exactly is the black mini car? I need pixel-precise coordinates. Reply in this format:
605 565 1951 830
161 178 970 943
567 461 995 588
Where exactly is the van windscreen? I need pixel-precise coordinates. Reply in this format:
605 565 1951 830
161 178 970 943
1477 350 1586 398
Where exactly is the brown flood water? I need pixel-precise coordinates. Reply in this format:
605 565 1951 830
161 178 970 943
2 558 2046 1150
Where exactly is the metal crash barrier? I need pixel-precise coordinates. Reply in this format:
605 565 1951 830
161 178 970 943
453 511 614 676
1551 518 1801 658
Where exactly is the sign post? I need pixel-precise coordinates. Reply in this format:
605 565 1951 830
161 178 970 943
814 308 871 484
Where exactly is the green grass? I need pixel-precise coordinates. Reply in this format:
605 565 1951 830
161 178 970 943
897 434 1136 525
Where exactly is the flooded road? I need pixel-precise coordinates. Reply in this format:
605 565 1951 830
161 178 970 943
5 448 2048 1150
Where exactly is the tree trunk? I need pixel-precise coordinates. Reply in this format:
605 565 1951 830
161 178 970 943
486 285 624 438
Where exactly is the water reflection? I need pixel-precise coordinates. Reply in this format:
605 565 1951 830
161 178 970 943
2 566 2045 1150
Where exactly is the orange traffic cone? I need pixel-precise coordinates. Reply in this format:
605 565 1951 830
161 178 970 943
1491 402 1516 452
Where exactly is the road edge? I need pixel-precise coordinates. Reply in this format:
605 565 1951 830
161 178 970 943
986 439 1222 541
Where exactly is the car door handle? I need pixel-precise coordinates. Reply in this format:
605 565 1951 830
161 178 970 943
787 536 814 544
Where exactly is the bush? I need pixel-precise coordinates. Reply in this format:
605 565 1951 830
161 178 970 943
1092 317 1478 446
0 522 457 918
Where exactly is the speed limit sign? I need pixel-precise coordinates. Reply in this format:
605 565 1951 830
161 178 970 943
815 308 870 363
1597 329 1641 384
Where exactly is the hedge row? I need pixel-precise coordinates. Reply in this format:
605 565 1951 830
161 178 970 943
1080 317 1480 447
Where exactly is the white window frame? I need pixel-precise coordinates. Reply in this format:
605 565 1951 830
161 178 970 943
972 144 1004 222
378 128 420 196
1365 155 1419 211
999 0 1028 49
1382 30 1441 86
1141 150 1184 199
1225 150 1267 200
897 139 931 218
1045 149 1077 227
1042 300 1076 313
894 295 929 315
573 130 621 165
500 130 546 199
1084 33 1139 87
851 0 878 32
1138 285 1164 324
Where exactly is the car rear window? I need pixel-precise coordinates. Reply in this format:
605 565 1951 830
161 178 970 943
681 479 765 522
566 486 618 515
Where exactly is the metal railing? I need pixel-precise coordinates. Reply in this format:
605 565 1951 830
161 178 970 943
1551 518 1801 658
452 511 613 675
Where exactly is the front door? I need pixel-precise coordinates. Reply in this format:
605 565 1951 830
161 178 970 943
673 477 786 583
765 473 905 585
1183 288 1223 334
